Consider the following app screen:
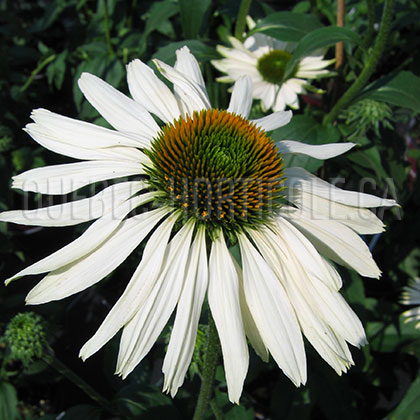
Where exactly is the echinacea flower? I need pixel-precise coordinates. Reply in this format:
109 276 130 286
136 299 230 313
401 277 420 329
212 23 333 111
1 47 396 403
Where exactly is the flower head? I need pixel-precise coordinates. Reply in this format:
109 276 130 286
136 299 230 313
5 312 48 365
401 277 420 329
1 47 396 403
212 20 334 111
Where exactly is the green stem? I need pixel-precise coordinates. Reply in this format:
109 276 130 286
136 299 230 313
234 0 252 41
210 398 225 420
20 55 56 92
193 314 220 420
363 0 376 47
103 0 114 54
43 349 114 415
323 0 395 126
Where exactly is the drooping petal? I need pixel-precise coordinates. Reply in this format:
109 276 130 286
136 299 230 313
287 188 385 234
277 141 356 160
252 228 354 373
227 77 253 118
5 191 158 284
127 59 181 123
12 160 145 195
279 81 300 109
272 219 366 346
281 206 381 278
208 232 249 404
0 181 145 227
238 232 307 386
153 59 211 115
251 110 292 132
285 167 398 208
234 260 269 362
78 73 160 139
269 214 343 291
115 220 195 378
162 226 208 397
249 225 363 374
79 211 178 361
25 210 171 305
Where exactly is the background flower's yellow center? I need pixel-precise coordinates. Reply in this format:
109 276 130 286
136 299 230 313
257 50 294 84
145 109 285 233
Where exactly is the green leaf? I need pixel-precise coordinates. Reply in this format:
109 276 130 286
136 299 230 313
389 374 420 420
270 115 340 173
311 367 359 420
0 382 19 420
285 27 362 79
143 0 179 38
152 40 219 66
61 404 102 420
346 141 389 182
367 314 420 353
179 0 211 38
248 12 323 42
29 1 66 33
225 405 254 420
358 71 420 113
47 50 68 90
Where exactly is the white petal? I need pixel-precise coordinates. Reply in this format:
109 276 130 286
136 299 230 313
271 91 287 112
270 217 343 291
153 59 211 115
0 181 145 227
25 123 146 162
174 47 208 100
402 307 420 325
238 232 307 386
282 207 381 278
280 82 300 108
249 226 360 373
213 59 260 80
297 56 334 72
272 219 366 346
227 77 253 118
79 211 178 361
251 111 292 132
25 209 170 305
287 188 385 234
208 232 249 404
162 226 208 397
12 160 144 195
5 190 157 284
401 278 420 305
234 260 269 362
30 108 150 149
127 59 181 123
116 220 195 377
285 167 398 208
277 141 356 160
78 73 160 139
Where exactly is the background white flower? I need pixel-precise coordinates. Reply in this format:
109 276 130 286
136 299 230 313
401 277 420 329
0 47 396 404
212 27 333 111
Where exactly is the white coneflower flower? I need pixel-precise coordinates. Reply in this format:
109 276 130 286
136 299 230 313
1 47 396 403
212 22 333 111
401 277 420 329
